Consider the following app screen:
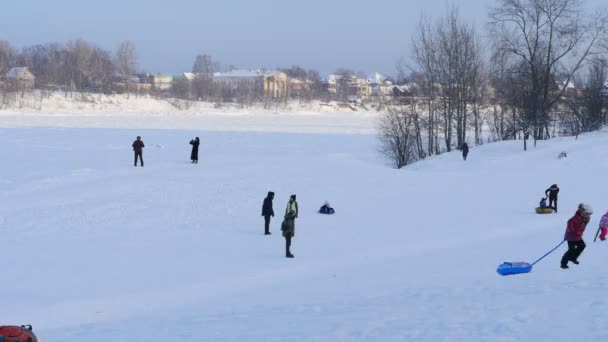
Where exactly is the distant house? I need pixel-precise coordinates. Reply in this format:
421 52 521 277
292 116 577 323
261 70 288 98
152 75 173 91
6 67 35 91
211 69 288 99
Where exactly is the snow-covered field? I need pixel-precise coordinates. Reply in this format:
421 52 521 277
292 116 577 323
1 111 607 341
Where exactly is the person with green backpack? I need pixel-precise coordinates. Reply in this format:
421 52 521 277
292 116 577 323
281 194 298 258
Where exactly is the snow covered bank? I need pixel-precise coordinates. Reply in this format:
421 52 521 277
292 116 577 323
1 125 607 341
0 92 380 134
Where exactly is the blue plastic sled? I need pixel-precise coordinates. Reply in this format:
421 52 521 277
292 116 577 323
496 240 565 276
497 262 532 275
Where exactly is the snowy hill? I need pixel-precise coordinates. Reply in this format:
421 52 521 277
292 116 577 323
1 119 607 341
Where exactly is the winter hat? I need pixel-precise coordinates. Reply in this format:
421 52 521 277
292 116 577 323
290 194 296 200
579 203 593 215
324 200 331 207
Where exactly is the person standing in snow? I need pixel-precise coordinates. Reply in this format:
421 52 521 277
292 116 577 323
262 191 275 235
561 203 593 269
190 137 200 163
281 194 298 258
461 142 469 161
599 211 608 241
132 136 145 167
545 184 560 212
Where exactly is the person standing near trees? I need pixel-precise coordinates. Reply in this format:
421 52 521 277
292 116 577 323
190 137 200 163
461 142 469 161
132 136 144 167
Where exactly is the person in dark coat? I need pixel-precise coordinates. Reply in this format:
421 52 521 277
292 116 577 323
281 194 298 258
132 136 144 167
462 142 469 161
262 191 275 235
545 184 560 212
190 137 200 163
561 203 593 269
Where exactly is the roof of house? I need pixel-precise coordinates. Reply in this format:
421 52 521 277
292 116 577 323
214 70 261 78
6 67 34 79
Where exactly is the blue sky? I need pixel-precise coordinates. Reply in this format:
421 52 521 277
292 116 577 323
2 0 605 76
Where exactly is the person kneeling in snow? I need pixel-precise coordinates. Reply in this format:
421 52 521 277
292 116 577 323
599 211 608 241
561 203 593 269
319 201 335 214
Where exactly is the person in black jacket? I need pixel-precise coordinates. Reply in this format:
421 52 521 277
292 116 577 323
132 136 144 167
462 142 469 161
190 137 200 163
262 191 275 235
545 184 560 212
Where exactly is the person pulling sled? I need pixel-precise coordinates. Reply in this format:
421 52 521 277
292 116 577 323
561 203 593 269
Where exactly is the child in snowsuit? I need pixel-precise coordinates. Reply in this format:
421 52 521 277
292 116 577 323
319 200 335 214
599 211 608 241
539 197 548 209
561 203 593 269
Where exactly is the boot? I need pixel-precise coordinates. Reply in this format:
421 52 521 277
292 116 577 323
560 264 569 269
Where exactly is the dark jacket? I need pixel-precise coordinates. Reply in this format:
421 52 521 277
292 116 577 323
564 211 589 241
262 192 275 216
190 139 200 160
545 185 559 199
462 143 469 155
132 139 145 152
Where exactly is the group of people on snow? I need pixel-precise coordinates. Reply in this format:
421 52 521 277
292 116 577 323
262 192 298 258
533 183 608 269
131 135 200 167
262 192 335 258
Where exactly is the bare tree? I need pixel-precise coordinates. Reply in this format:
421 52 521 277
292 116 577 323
0 41 16 77
378 97 425 168
489 0 608 149
116 41 138 94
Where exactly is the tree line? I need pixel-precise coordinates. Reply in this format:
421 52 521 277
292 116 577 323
380 0 608 168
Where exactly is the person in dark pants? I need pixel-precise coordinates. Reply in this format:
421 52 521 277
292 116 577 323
462 142 469 161
561 203 593 269
190 137 200 163
262 191 275 235
132 136 144 167
545 184 560 212
281 194 298 258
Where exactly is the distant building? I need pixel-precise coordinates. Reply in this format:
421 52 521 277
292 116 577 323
152 75 173 91
211 70 288 99
6 67 35 91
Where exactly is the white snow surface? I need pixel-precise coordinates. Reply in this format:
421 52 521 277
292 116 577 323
1 109 608 341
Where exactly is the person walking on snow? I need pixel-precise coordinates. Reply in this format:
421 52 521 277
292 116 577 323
599 211 608 241
190 137 200 163
561 203 593 269
545 184 560 212
262 191 275 235
461 142 469 161
281 194 298 258
132 136 145 167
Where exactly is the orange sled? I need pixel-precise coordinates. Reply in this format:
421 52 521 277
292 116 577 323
0 325 38 342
